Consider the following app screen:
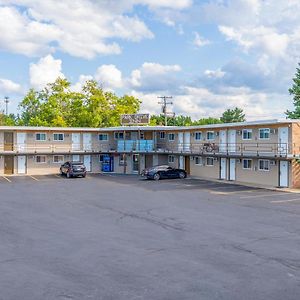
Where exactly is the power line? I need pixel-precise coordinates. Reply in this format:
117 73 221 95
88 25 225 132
158 96 173 126
4 96 9 115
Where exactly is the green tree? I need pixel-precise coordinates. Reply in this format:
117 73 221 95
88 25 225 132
18 78 141 127
192 117 222 125
286 63 300 118
220 107 245 123
150 115 192 126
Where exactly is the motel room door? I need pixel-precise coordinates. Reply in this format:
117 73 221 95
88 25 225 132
219 130 227 153
72 133 81 151
178 132 184 151
278 127 289 155
84 155 91 172
229 158 236 181
17 132 26 152
279 161 288 187
17 156 26 174
4 156 14 175
83 133 92 151
220 158 227 180
228 130 236 153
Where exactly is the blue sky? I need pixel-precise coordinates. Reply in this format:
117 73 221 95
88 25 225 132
0 0 299 120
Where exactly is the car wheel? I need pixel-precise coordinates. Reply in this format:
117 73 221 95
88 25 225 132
179 172 186 179
153 173 160 181
82 174 86 178
59 169 63 176
66 172 71 178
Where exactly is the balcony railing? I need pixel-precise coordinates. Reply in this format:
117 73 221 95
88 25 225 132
0 141 295 157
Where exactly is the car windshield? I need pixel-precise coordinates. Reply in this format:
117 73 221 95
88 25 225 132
150 165 170 171
71 162 84 166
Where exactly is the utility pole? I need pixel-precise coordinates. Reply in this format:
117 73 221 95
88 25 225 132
158 96 173 126
4 96 9 115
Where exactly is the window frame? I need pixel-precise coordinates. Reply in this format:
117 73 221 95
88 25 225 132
168 155 175 163
99 134 108 141
194 132 202 141
35 155 47 164
53 155 64 164
242 159 252 170
206 157 214 166
258 159 270 171
242 129 253 140
259 128 270 140
159 131 166 139
206 131 215 141
195 156 203 166
53 133 64 142
35 132 47 142
168 133 175 142
114 132 124 140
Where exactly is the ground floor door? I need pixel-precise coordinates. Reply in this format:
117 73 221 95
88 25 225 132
220 158 227 180
185 156 190 174
279 160 288 187
17 156 26 174
4 156 14 175
132 154 139 173
84 155 91 172
229 158 236 181
179 155 184 169
145 155 152 168
72 154 80 162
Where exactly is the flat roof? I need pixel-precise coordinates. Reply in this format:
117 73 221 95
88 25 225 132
0 119 298 132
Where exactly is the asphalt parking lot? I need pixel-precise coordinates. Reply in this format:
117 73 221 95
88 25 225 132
1 174 300 300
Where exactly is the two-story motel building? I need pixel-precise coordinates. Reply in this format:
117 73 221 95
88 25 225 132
0 119 300 188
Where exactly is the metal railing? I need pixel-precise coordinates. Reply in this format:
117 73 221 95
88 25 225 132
0 141 294 157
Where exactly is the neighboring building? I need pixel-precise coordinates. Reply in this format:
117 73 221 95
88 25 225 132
0 119 300 188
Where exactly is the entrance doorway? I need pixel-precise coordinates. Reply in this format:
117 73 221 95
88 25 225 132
132 154 139 173
185 156 190 175
145 155 152 168
4 156 14 175
279 161 288 187
4 132 13 151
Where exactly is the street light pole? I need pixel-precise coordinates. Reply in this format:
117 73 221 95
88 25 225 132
4 96 9 115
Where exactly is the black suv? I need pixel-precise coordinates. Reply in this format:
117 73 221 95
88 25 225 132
60 161 87 178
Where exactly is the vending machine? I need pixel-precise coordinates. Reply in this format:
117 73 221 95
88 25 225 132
102 154 114 172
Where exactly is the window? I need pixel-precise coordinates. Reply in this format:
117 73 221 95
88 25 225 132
53 133 64 141
259 160 270 171
206 157 214 166
114 132 124 140
119 154 125 165
259 128 270 139
168 155 175 163
140 132 145 140
99 134 108 141
99 155 104 162
36 155 46 164
36 133 46 141
168 133 175 141
53 155 64 163
242 129 252 140
195 132 202 140
195 156 203 165
207 131 215 140
160 132 166 139
243 159 252 170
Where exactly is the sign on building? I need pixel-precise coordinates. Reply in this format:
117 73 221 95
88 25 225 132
121 114 150 125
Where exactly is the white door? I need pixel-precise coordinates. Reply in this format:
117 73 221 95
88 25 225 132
228 130 236 152
183 132 191 151
279 161 288 187
219 130 227 152
17 132 26 152
220 158 227 179
83 133 92 151
278 127 289 155
179 155 184 169
229 158 236 180
84 155 91 172
178 132 184 151
72 154 80 162
18 156 26 174
72 133 81 151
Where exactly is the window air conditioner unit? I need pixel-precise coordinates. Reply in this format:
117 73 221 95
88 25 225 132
270 160 276 166
236 159 241 163
215 132 219 136
28 133 34 137
214 157 218 161
270 129 276 134
237 130 242 135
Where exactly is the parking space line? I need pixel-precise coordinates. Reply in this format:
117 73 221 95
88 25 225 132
240 193 289 199
2 176 11 182
270 198 300 203
29 175 39 181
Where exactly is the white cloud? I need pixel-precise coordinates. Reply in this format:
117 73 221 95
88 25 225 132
95 65 123 90
71 74 93 93
204 69 226 79
0 78 22 93
29 54 64 90
193 32 210 48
